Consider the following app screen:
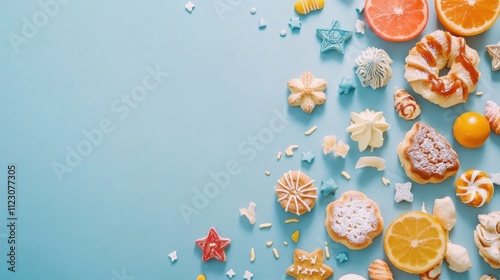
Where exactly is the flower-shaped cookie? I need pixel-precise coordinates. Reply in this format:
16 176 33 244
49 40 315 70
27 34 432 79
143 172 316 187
346 109 390 152
288 72 327 114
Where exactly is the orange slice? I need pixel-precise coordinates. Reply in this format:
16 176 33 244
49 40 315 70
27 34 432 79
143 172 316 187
436 0 500 36
364 0 429 42
383 211 447 274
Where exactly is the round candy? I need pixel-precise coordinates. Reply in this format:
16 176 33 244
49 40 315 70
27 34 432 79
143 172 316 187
453 112 490 148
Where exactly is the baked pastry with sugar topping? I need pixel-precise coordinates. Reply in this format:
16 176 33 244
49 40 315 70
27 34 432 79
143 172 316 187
485 100 500 134
325 191 383 250
455 170 494 208
275 170 317 216
474 211 500 268
368 259 393 280
397 122 459 184
404 30 480 108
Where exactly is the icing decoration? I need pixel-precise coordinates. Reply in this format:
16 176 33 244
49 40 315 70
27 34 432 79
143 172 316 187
259 223 272 229
355 47 393 89
239 201 257 225
335 252 348 263
286 249 333 280
243 270 254 280
474 211 500 268
289 17 302 30
338 274 366 280
258 18 267 28
285 218 300 223
355 19 365 34
456 170 494 208
338 77 356 95
368 259 393 280
320 178 339 196
294 0 324 15
445 242 472 273
485 100 500 134
322 135 337 154
305 125 317 135
355 156 385 171
432 196 456 232
250 7 257 14
275 170 317 215
316 20 353 54
382 177 390 186
250 248 255 262
346 109 390 152
301 151 315 163
287 72 327 114
185 1 195 12
491 173 500 185
226 269 236 278
394 87 421 120
195 227 231 262
394 182 413 203
168 251 177 262
486 41 500 71
333 140 350 158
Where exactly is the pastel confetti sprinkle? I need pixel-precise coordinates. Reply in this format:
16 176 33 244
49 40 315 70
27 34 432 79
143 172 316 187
185 1 195 12
250 7 257 14
168 250 177 262
285 218 299 223
301 150 315 163
394 182 414 203
491 173 500 185
226 269 236 278
338 77 356 95
316 20 353 54
382 177 390 186
341 171 351 180
320 178 339 196
258 18 267 28
280 30 287 37
289 17 302 30
336 252 349 263
305 125 318 135
243 270 254 280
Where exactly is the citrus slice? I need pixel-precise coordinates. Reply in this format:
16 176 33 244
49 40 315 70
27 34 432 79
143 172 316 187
364 0 429 42
436 0 500 36
383 211 447 274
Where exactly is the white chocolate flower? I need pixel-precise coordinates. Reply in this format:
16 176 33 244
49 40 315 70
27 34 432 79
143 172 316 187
288 72 327 114
346 109 390 152
322 135 337 155
355 47 393 89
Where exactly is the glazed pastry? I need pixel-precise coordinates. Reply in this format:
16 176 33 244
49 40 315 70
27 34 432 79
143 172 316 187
393 87 421 120
275 170 317 215
368 259 393 280
445 242 472 273
325 191 384 250
404 30 480 108
455 170 494 207
420 261 442 280
355 47 393 89
474 211 500 268
346 109 390 152
432 196 456 232
397 122 459 184
485 100 500 134
288 72 327 114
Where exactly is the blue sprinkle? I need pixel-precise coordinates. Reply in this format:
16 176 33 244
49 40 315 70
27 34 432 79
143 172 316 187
338 78 356 95
301 151 315 163
320 178 339 196
336 252 349 263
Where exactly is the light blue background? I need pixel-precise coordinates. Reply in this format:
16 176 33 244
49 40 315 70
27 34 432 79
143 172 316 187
0 0 499 279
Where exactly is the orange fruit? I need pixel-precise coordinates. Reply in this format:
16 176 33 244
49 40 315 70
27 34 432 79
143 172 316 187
435 0 500 36
384 211 447 274
453 112 491 148
364 0 429 42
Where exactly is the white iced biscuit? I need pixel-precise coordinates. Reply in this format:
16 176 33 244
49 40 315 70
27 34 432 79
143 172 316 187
445 242 472 273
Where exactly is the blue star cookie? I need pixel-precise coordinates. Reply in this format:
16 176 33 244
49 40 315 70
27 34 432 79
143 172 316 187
338 77 356 95
320 178 339 196
289 17 302 30
316 20 353 54
301 151 315 163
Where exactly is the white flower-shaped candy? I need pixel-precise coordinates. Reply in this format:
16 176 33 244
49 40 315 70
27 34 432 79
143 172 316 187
322 135 337 154
346 109 390 152
394 182 413 203
288 72 327 114
355 47 393 89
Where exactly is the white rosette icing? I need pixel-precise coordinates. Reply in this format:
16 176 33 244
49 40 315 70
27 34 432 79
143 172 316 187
355 47 393 89
346 109 390 152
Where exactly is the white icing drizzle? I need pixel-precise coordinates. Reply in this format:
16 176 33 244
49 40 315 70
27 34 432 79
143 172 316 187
298 0 320 14
355 47 393 89
276 170 316 215
457 170 493 207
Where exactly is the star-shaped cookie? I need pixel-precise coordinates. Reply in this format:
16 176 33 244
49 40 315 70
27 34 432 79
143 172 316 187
195 227 231 262
316 20 353 54
486 41 500 71
287 72 327 114
286 249 333 280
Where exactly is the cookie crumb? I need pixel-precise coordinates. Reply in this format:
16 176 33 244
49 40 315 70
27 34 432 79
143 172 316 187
272 248 280 259
285 218 299 223
305 125 318 135
285 145 299 156
382 177 390 186
264 171 271 176
291 230 300 243
266 241 273 247
250 248 255 262
476 91 484 96
341 171 351 180
259 223 272 229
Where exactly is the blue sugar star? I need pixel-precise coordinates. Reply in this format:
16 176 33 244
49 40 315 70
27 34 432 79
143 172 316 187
288 17 302 30
338 77 356 95
320 178 339 196
301 151 315 163
316 20 353 54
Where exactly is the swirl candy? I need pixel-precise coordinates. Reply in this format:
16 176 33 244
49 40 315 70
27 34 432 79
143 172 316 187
455 170 494 208
393 87 421 120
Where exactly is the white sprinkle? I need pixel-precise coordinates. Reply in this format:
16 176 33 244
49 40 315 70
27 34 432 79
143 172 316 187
280 30 287 37
325 246 330 259
168 250 177 262
266 241 273 247
265 171 271 176
305 125 318 135
285 218 299 223
341 171 351 180
250 248 256 262
250 7 257 14
258 18 267 28
272 248 280 258
382 177 390 186
259 223 272 229
277 151 283 160
476 91 484 96
184 1 195 12
283 241 288 246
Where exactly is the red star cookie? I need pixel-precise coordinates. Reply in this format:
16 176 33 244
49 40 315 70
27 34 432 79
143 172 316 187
286 249 333 280
195 227 231 262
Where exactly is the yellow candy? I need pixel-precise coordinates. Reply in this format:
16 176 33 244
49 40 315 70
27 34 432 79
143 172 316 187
294 0 324 15
291 230 300 243
196 274 206 280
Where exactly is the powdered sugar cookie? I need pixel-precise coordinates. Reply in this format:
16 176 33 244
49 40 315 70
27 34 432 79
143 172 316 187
276 170 317 215
325 191 384 250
